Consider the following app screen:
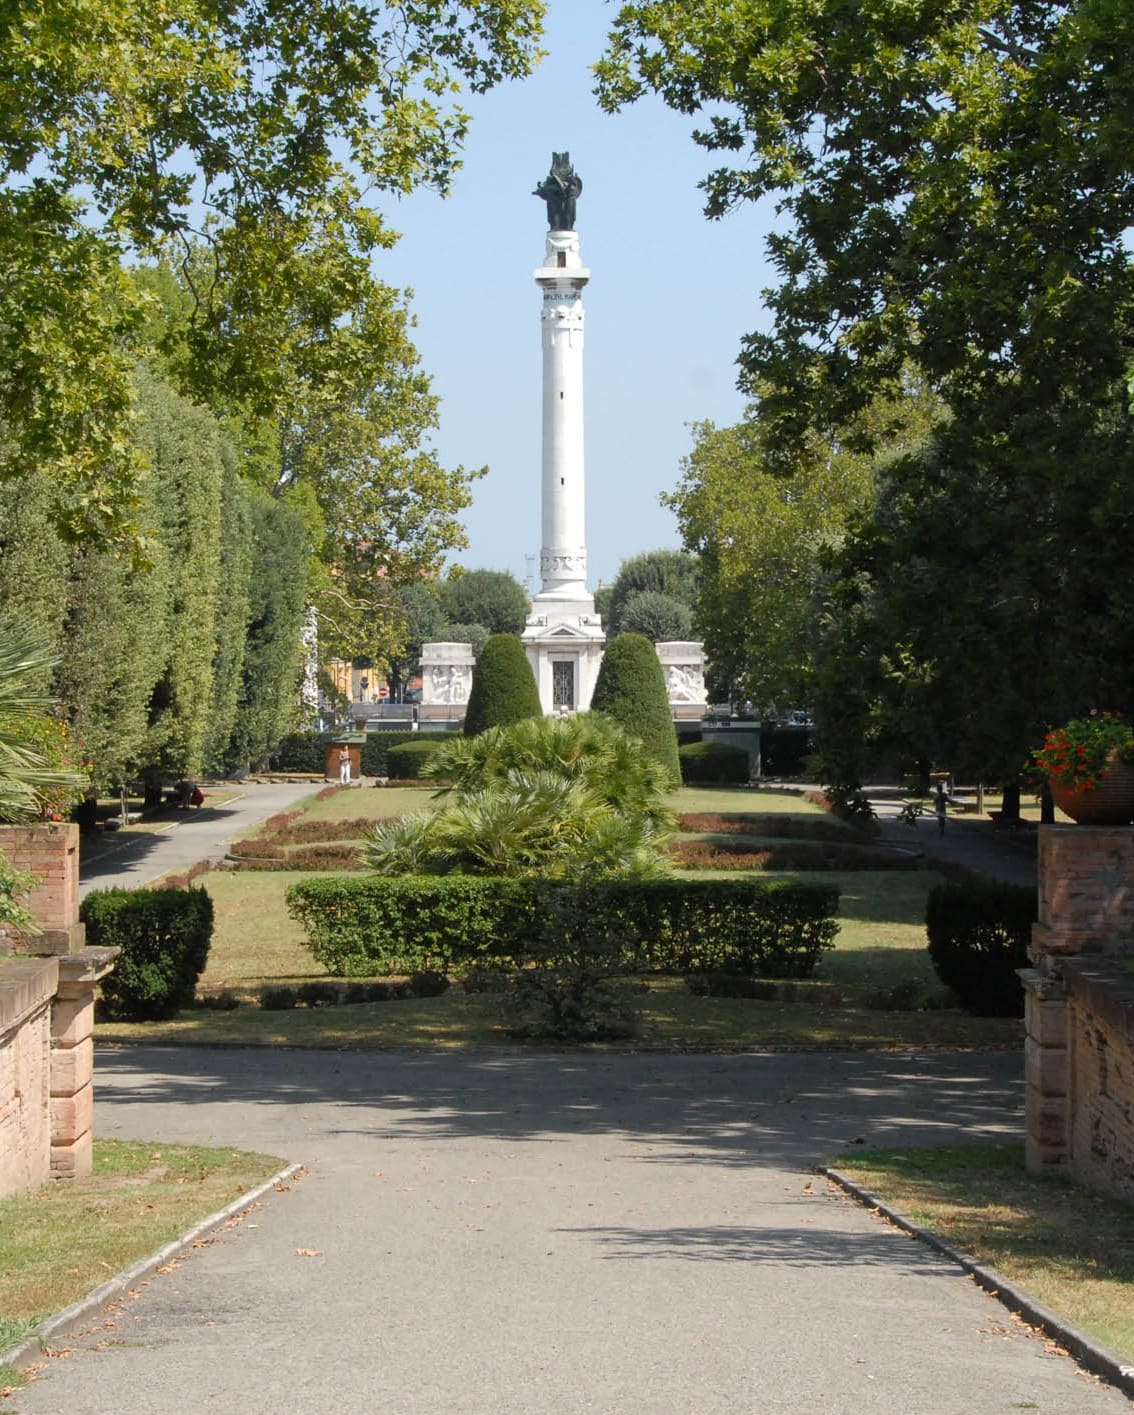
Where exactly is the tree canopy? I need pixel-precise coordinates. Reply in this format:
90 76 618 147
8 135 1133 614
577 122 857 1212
604 550 699 638
597 1 1134 460
599 1 1134 785
440 570 531 637
2 0 546 542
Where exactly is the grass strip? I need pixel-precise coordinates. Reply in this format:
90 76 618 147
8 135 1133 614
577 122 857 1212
0 1139 284 1349
97 977 1022 1050
828 1144 1134 1363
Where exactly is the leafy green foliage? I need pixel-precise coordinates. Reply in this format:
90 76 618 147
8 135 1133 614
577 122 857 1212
0 633 87 823
462 634 542 736
604 550 699 637
2 1 545 543
0 856 37 935
813 412 1134 790
287 875 839 980
385 740 447 781
925 880 1036 1017
597 1 1134 461
590 633 681 787
223 492 310 772
287 876 539 976
367 715 673 879
678 740 749 785
270 731 452 776
666 412 882 708
81 886 214 1020
440 570 530 637
616 591 692 643
599 3 1134 778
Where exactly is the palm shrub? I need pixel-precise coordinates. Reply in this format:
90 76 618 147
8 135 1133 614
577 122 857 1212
0 632 89 936
0 632 88 824
462 634 541 736
364 713 673 880
590 632 681 787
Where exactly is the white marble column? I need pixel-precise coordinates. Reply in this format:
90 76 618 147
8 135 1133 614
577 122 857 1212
536 230 589 600
523 222 605 713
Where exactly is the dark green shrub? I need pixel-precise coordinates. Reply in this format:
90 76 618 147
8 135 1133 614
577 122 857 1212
925 880 1035 1016
286 876 539 976
679 740 749 785
363 733 450 777
286 875 838 980
81 886 214 1021
386 739 446 780
462 634 542 736
270 731 452 777
590 633 681 787
271 732 332 772
260 985 299 1010
504 968 638 1041
409 969 450 997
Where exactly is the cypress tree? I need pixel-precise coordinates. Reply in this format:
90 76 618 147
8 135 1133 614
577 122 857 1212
590 633 681 787
462 634 541 736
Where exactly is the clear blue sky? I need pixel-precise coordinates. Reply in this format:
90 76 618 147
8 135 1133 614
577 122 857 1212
378 0 776 591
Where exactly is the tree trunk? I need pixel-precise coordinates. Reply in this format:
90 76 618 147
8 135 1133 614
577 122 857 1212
1000 781 1022 821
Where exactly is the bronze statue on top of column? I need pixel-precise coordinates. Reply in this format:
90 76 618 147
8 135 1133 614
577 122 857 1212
533 152 582 230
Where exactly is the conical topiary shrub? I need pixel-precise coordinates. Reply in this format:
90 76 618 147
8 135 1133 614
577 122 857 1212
590 632 681 787
462 634 542 736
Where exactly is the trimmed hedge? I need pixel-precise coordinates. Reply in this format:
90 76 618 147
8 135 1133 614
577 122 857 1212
286 875 839 979
679 740 749 785
463 633 542 736
81 885 214 1020
591 633 681 786
271 731 451 777
925 879 1036 1016
386 739 446 780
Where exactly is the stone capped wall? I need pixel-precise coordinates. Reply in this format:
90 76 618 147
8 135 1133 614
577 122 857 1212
1022 825 1134 1203
0 957 59 1198
0 823 117 1192
1064 959 1134 1203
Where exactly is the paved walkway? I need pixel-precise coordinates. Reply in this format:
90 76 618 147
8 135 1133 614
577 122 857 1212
20 784 1104 1412
8 1046 1129 1414
78 780 327 896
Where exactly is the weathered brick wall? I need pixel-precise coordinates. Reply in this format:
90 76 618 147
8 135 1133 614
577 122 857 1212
1033 826 1134 956
1063 959 1134 1204
0 822 85 954
0 957 59 1198
1024 826 1134 1200
0 823 117 1193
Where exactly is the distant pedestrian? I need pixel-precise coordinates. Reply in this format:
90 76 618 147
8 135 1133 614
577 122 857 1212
338 744 352 785
935 781 948 836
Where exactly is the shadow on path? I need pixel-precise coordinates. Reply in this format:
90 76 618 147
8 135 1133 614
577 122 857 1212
94 1045 1023 1173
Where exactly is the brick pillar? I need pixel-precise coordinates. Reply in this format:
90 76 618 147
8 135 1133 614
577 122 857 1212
1 822 117 1181
50 948 119 1179
0 822 86 955
1023 825 1134 1176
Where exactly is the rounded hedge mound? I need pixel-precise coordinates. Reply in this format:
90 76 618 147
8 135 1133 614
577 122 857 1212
590 632 681 787
462 633 542 737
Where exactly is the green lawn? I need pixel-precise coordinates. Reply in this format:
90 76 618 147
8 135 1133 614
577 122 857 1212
95 785 1018 1049
831 1145 1134 1363
663 783 833 816
0 1140 283 1364
97 974 1021 1049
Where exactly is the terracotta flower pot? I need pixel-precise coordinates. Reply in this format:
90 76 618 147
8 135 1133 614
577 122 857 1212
1050 756 1134 825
